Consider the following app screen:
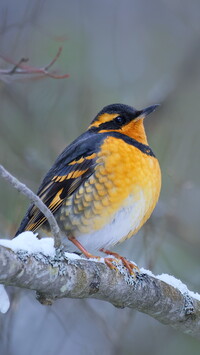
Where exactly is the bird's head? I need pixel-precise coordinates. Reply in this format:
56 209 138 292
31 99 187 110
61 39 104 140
89 103 159 145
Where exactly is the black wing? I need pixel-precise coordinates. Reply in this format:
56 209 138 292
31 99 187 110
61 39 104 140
15 131 105 235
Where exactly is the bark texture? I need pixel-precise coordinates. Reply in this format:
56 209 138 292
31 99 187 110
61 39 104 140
0 245 200 339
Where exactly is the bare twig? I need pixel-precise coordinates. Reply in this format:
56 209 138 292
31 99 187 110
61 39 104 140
0 165 61 248
8 57 29 74
44 47 63 71
0 245 200 339
0 47 69 82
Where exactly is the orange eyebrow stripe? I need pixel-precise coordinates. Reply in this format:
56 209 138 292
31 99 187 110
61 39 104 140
89 113 118 128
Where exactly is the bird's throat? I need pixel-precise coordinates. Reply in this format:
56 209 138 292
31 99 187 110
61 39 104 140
121 119 148 145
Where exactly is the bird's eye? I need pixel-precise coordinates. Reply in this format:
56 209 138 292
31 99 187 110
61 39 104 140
115 116 126 125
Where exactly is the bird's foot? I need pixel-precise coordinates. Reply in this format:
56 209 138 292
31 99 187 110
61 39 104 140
100 248 139 275
68 235 101 260
68 236 139 275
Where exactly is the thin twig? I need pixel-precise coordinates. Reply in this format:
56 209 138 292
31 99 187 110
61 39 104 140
9 57 29 74
44 46 63 71
0 47 69 81
0 165 61 248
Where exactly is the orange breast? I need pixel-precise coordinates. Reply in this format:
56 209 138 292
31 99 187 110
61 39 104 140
59 135 161 245
95 136 161 235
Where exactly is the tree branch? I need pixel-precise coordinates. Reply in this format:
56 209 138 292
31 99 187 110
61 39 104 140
0 47 69 83
1 167 200 339
0 244 200 339
0 165 62 248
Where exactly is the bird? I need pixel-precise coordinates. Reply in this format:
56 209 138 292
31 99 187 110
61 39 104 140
15 103 161 274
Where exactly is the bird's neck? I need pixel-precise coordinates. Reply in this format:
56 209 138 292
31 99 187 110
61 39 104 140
121 119 148 145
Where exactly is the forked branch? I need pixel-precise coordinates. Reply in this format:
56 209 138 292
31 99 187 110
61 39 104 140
0 47 69 82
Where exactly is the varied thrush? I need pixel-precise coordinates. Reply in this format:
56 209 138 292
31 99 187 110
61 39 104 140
15 103 161 273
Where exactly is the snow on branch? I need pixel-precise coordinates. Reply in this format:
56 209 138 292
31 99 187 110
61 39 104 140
0 46 69 83
1 165 200 339
0 234 200 339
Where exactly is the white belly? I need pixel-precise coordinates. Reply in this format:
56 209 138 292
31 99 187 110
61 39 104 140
65 191 146 252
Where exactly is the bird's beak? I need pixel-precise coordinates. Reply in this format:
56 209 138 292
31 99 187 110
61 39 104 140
137 104 160 120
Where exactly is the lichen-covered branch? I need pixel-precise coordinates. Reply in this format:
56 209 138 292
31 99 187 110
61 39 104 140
0 165 200 339
0 244 200 339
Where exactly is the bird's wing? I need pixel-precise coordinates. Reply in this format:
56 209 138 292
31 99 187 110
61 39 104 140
15 132 103 234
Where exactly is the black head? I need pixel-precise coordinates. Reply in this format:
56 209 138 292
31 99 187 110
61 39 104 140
89 103 159 131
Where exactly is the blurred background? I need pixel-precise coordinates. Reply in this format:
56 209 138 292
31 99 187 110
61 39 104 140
0 0 200 354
